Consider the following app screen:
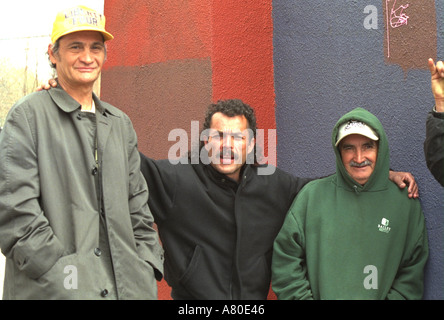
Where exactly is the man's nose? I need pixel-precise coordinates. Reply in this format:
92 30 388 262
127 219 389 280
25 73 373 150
354 149 364 163
222 134 233 147
79 49 94 63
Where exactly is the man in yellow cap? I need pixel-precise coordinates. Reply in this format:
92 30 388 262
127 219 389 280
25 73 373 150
0 6 163 299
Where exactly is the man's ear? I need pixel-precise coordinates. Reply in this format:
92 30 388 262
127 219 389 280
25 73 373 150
247 137 256 154
48 44 58 65
203 135 209 147
242 129 256 155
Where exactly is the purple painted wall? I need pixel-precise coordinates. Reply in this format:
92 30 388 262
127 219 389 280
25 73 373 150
273 0 443 299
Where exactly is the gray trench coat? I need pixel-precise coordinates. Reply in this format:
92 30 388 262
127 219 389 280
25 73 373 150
0 87 164 299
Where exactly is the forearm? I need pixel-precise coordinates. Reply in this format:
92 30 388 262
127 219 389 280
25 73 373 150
436 98 444 112
424 110 444 186
0 106 64 279
128 132 164 279
271 212 314 300
387 224 428 300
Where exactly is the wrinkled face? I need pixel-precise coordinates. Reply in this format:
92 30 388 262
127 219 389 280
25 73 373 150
49 31 105 88
204 112 255 182
339 134 378 185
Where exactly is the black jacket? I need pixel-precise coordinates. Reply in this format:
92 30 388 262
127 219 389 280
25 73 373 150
424 110 444 186
140 153 310 299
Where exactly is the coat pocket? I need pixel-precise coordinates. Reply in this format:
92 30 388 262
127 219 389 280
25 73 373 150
37 253 78 284
19 253 82 299
179 245 202 286
177 245 213 299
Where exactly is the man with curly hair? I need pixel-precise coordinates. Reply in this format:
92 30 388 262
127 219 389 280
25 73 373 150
140 99 417 299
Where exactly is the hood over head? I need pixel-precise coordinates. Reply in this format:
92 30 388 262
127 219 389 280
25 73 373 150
331 107 390 192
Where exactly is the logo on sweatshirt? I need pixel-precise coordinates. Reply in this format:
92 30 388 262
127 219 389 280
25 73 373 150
378 218 391 233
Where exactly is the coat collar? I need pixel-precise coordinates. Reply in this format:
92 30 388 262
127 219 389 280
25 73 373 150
48 84 118 154
48 84 117 117
204 163 253 189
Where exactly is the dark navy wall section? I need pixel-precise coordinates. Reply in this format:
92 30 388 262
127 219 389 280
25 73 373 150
273 1 443 299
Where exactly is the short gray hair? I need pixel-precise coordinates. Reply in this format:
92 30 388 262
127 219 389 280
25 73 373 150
47 40 60 70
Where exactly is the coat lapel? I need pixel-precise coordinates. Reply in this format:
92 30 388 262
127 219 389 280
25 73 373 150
94 96 114 161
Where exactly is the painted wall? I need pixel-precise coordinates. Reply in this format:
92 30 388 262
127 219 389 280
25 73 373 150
102 0 442 299
102 0 212 162
273 0 443 299
102 0 275 299
102 0 275 162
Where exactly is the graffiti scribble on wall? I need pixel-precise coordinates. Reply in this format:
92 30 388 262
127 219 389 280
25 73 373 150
389 0 409 29
384 0 437 72
386 0 410 58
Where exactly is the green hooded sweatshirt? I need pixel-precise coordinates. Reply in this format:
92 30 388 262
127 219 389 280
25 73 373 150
272 108 428 300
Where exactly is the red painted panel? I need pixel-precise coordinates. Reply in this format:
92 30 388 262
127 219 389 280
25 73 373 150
212 0 276 133
104 0 212 68
103 0 277 299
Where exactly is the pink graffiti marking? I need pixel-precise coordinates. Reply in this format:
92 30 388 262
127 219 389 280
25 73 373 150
386 0 410 57
390 0 410 27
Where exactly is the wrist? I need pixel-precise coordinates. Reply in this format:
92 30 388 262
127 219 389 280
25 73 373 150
435 98 444 112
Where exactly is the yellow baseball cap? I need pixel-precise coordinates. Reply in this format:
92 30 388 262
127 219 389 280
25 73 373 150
51 5 114 43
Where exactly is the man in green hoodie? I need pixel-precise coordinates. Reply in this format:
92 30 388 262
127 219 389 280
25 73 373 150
271 107 429 300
